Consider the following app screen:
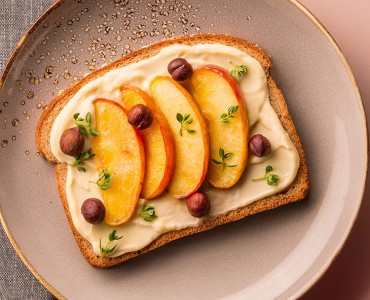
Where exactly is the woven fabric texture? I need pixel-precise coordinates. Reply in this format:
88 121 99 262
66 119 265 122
0 1 56 299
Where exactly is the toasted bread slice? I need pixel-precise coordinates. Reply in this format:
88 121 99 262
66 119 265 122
36 34 309 268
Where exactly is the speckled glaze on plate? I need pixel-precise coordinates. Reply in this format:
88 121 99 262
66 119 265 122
0 0 367 299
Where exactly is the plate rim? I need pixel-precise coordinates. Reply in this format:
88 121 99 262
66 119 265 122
0 0 367 299
287 0 368 298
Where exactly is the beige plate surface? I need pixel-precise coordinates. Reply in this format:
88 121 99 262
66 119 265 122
0 0 367 299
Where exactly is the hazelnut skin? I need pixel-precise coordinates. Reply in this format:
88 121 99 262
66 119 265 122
59 127 85 157
81 198 106 224
249 134 271 157
127 104 153 130
167 58 193 81
186 192 210 218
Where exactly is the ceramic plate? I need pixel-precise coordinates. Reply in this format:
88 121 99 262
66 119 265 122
0 0 367 299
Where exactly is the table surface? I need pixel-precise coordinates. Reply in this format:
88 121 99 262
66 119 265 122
0 0 369 299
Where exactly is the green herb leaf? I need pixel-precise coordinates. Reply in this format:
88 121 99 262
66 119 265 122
219 148 223 158
70 149 95 171
109 229 123 242
252 165 280 186
229 106 239 114
211 159 222 165
90 169 114 190
138 205 157 222
77 125 88 136
267 174 279 186
176 112 196 137
73 112 99 137
98 169 106 181
86 112 91 123
100 230 123 257
224 153 233 159
77 166 86 172
212 148 237 170
220 105 239 125
265 165 273 173
230 62 248 79
176 113 183 122
89 128 99 136
104 244 117 255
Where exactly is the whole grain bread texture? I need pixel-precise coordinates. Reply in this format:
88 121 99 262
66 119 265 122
36 34 310 268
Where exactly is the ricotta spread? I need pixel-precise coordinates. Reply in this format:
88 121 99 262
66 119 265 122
50 43 299 257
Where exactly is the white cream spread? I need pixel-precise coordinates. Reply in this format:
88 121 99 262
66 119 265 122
50 44 300 257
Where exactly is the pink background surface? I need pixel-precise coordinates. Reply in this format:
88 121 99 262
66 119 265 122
299 0 370 299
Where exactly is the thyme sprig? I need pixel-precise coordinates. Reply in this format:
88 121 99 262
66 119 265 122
138 205 157 222
73 112 98 136
211 148 237 170
220 105 239 125
99 230 123 257
90 169 114 190
70 148 95 172
230 62 248 79
176 113 196 136
252 165 280 186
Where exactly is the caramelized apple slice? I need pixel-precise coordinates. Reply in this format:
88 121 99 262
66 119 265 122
91 99 145 225
150 76 210 199
190 65 248 188
120 86 175 199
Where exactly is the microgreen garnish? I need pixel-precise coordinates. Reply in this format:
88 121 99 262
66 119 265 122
99 230 123 257
90 169 113 190
230 62 248 79
176 113 196 136
138 205 157 222
70 148 95 172
252 165 280 186
220 105 239 125
73 112 98 136
211 148 237 170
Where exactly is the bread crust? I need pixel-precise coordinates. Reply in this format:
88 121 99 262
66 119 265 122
37 34 309 268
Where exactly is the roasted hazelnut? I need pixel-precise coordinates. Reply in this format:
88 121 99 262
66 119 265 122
186 192 210 218
81 198 106 224
127 104 153 130
59 127 85 157
167 58 193 81
249 134 271 157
